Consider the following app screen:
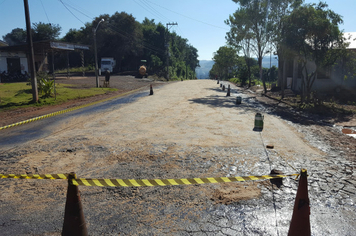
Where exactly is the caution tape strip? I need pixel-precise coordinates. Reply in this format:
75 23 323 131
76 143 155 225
0 173 299 187
70 174 299 187
0 174 69 180
0 88 143 131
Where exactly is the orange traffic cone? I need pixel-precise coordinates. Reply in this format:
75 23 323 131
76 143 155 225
149 84 153 95
62 173 88 236
288 169 310 236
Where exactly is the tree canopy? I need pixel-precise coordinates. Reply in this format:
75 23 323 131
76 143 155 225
226 0 273 91
210 46 238 80
60 13 199 79
281 2 350 102
32 22 61 41
2 23 61 45
2 28 27 45
1 13 198 80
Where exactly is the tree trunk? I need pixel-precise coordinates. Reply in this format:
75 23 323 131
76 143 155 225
247 58 251 87
282 59 286 99
258 57 267 93
277 52 283 87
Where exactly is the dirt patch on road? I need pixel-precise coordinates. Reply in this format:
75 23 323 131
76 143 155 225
211 182 262 205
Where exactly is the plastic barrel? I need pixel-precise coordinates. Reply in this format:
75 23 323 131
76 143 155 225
254 113 264 130
236 96 242 104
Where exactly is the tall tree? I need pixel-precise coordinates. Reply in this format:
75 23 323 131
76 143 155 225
282 2 348 103
225 8 254 86
269 0 303 96
211 46 238 80
141 18 166 74
226 0 272 93
32 22 61 41
60 13 199 78
2 28 27 45
2 22 61 45
96 12 143 71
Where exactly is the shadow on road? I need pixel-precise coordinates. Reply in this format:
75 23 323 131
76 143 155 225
189 90 342 128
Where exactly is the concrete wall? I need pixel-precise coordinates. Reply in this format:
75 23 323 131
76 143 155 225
291 57 356 94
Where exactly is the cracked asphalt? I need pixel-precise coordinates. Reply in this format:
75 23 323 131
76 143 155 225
0 79 355 235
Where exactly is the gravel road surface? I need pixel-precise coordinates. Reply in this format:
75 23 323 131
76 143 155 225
0 79 355 235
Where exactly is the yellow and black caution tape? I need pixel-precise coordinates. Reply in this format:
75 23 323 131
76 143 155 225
0 88 143 131
0 173 299 187
70 174 299 187
0 173 69 180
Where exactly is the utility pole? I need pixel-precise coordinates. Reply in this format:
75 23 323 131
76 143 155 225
23 0 38 102
93 19 105 88
165 22 178 80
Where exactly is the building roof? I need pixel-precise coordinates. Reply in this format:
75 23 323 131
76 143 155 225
344 32 356 49
0 40 8 47
0 40 90 54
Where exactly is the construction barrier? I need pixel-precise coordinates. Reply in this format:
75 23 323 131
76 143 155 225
1 173 299 187
62 173 88 236
149 84 154 95
1 171 303 234
288 169 311 236
0 173 68 179
226 85 231 96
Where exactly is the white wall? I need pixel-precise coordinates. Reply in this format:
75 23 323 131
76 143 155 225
20 57 28 74
0 56 7 73
293 57 356 94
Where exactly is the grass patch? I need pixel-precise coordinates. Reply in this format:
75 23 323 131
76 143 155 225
229 78 239 84
55 66 94 74
0 82 117 110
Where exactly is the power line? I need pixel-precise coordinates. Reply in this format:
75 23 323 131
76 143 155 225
146 0 230 31
61 0 94 21
39 0 51 24
56 1 173 56
140 0 171 22
63 0 96 19
58 0 86 25
105 23 166 55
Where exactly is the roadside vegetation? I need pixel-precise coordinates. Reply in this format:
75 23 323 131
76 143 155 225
3 15 199 82
210 0 356 116
0 82 116 110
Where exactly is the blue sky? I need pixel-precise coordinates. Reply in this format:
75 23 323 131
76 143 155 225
0 0 354 60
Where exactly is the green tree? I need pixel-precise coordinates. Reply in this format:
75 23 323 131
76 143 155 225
60 14 198 78
141 18 166 74
167 31 199 80
235 56 258 85
2 28 27 45
2 23 61 45
97 12 143 71
32 22 61 41
211 46 238 80
282 2 349 103
226 0 272 92
62 28 83 42
269 0 303 96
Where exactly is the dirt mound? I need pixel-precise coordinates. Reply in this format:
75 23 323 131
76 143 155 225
211 182 261 205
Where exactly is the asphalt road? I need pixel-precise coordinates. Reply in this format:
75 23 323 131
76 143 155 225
0 89 149 150
0 80 355 235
